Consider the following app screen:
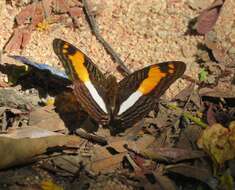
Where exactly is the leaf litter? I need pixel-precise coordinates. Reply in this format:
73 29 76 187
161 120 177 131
4 0 83 52
0 0 235 190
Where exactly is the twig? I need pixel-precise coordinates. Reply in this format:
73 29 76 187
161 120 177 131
75 128 107 145
164 103 208 129
182 74 200 85
82 0 131 76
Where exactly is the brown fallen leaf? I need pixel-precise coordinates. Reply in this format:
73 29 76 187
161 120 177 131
197 122 235 165
53 0 69 13
42 0 54 17
139 147 205 163
89 139 128 173
68 6 82 18
199 84 235 98
166 164 212 186
204 0 235 64
0 135 81 170
173 83 201 108
4 2 44 52
15 3 36 25
15 2 44 27
173 83 195 102
90 144 126 173
0 126 62 139
206 103 217 126
127 154 176 190
128 152 156 173
196 0 224 34
5 1 83 52
90 153 125 174
4 27 32 52
137 173 175 190
152 171 176 190
125 134 156 153
29 105 66 132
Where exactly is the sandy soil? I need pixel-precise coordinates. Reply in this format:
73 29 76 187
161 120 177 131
0 0 212 98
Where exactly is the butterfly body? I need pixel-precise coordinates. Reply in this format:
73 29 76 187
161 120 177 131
53 39 186 133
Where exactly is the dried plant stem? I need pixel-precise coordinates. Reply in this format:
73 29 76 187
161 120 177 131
82 0 131 75
165 103 208 129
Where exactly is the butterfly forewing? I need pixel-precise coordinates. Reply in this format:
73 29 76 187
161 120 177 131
113 61 186 128
53 39 110 125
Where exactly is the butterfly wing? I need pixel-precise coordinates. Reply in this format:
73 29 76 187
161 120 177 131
112 61 186 130
53 39 110 125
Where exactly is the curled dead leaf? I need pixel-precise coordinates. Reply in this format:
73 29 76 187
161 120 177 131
140 147 205 163
166 164 213 187
196 0 224 34
0 135 81 170
197 122 235 165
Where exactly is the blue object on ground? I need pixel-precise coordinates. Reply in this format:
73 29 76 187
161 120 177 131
9 55 70 81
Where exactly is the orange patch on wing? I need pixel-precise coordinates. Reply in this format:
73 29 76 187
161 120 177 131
168 64 174 69
168 64 175 74
68 51 89 82
138 66 166 95
63 43 69 49
62 49 67 53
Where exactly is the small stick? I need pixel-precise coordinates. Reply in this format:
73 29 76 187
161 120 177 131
163 102 208 129
75 128 107 145
82 0 131 76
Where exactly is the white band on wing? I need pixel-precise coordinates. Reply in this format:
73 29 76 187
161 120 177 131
84 81 108 113
118 90 143 115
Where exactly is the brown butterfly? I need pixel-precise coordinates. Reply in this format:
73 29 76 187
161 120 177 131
53 39 186 133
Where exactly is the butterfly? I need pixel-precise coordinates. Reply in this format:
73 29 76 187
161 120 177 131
53 39 186 134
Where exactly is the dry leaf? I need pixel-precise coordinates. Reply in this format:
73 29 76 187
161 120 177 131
29 105 66 132
4 27 32 52
15 3 36 25
68 6 82 18
0 126 62 139
42 0 53 17
197 122 235 165
15 2 44 27
199 84 235 98
90 140 128 173
204 0 235 64
166 164 212 185
53 0 69 13
0 135 81 170
206 103 217 126
153 171 176 190
126 134 156 153
196 0 224 34
140 147 205 163
90 153 125 174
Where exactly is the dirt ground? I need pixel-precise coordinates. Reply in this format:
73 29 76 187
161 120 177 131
0 0 213 97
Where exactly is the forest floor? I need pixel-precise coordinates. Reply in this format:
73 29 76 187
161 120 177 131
0 0 235 190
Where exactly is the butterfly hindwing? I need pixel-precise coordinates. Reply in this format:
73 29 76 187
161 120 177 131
53 39 110 125
113 61 186 128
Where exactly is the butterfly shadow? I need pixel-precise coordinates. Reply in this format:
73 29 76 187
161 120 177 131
54 89 101 133
0 63 70 97
0 63 99 133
